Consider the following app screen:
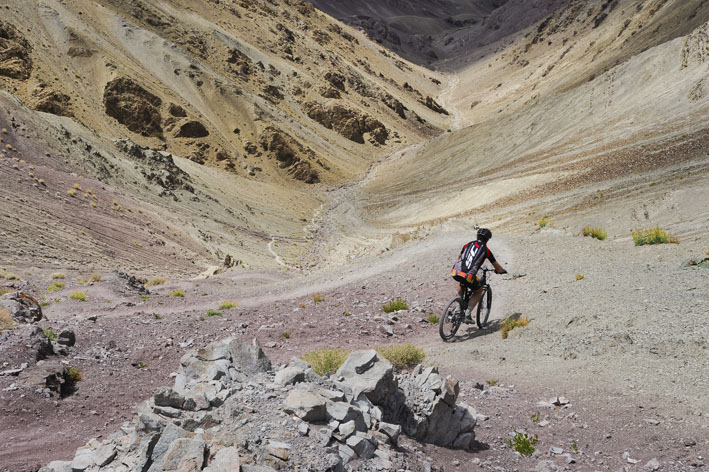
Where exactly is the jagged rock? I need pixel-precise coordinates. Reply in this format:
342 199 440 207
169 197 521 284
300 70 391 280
226 48 252 75
421 96 449 115
381 93 407 119
320 86 341 99
338 444 356 465
1 292 42 324
104 77 163 136
335 350 395 404
162 438 206 471
303 102 388 144
154 386 186 409
57 330 75 347
203 447 240 471
175 120 209 138
377 422 401 445
345 433 377 459
114 140 194 194
0 21 33 79
284 387 328 422
326 402 367 432
324 72 346 91
31 86 73 117
274 366 305 386
38 461 72 472
18 360 68 395
259 127 319 183
324 453 344 472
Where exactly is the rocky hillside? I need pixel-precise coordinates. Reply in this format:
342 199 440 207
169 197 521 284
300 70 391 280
0 0 450 274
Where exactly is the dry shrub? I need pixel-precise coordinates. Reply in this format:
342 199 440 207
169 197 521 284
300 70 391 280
500 316 530 339
376 343 425 369
0 307 16 330
301 347 349 376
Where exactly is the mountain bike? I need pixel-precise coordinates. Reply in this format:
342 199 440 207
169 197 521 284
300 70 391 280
439 266 495 341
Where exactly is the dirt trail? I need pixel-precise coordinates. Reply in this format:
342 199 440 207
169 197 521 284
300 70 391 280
437 72 463 130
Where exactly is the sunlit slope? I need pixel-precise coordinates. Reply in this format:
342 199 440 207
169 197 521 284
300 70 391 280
362 16 709 229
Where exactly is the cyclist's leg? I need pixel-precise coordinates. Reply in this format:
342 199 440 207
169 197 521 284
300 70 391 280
467 277 484 310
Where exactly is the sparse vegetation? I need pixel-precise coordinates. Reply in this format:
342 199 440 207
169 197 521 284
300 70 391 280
382 298 408 313
204 309 222 317
69 291 87 301
138 362 148 369
66 367 82 382
582 226 607 240
43 327 58 341
571 439 579 453
312 293 325 304
376 343 425 369
172 289 185 298
505 430 538 456
40 300 51 307
47 282 65 292
530 411 541 423
0 307 16 330
486 379 499 386
90 273 101 282
632 227 679 246
427 314 440 324
301 347 349 376
3 272 19 280
283 332 291 339
50 272 66 280
343 310 352 317
500 316 530 339
0 287 13 296
140 295 151 301
575 273 585 281
77 278 89 285
219 301 236 310
67 189 76 197
153 313 163 320
537 216 552 228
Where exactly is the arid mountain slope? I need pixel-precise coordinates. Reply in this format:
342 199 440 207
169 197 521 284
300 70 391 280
0 0 452 274
358 0 709 250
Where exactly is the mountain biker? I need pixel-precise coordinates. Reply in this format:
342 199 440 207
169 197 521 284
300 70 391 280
451 228 507 320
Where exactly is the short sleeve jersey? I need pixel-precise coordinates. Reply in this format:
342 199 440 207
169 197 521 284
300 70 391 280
460 240 496 265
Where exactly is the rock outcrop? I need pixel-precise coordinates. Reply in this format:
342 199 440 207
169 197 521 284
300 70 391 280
175 120 209 138
43 339 478 472
0 21 33 80
114 139 194 195
31 86 74 117
304 102 388 144
421 96 449 115
259 127 320 183
0 292 43 324
103 77 163 136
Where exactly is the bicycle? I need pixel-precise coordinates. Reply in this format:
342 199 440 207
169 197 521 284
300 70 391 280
439 266 496 341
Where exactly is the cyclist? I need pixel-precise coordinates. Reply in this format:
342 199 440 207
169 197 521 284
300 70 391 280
451 228 507 320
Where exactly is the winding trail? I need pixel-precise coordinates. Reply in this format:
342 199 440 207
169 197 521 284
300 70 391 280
437 72 463 130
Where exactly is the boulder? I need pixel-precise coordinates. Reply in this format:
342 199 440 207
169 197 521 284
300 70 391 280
335 350 396 405
345 434 376 459
1 292 42 324
203 447 240 471
57 330 76 347
18 360 68 395
274 366 305 386
283 387 328 422
154 386 186 409
162 438 206 471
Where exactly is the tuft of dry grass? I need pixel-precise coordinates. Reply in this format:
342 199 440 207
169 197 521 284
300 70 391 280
632 227 679 246
69 291 87 301
172 289 185 298
50 272 66 280
376 343 425 369
145 277 166 287
66 367 82 382
90 274 101 283
219 301 237 310
382 298 408 313
575 273 585 281
0 307 16 330
500 316 530 339
312 293 325 305
301 347 349 376
582 226 607 240
47 282 65 292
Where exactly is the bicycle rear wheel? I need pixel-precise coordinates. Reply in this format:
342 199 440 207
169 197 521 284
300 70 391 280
476 286 492 328
440 297 464 341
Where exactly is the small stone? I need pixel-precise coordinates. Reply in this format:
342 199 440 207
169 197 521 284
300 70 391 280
297 422 309 436
644 458 660 471
452 459 460 466
550 446 563 455
684 438 697 447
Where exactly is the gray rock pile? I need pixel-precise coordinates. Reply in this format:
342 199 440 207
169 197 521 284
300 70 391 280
41 338 478 471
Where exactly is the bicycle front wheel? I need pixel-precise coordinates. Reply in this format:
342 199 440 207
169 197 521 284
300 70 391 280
440 297 464 341
476 286 492 328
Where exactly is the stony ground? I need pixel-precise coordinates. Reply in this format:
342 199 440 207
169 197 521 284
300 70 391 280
1 228 707 471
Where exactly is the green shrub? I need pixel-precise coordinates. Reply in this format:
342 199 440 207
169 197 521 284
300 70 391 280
39 300 51 307
172 289 185 298
301 347 349 376
537 216 552 228
283 332 291 339
50 272 66 280
47 282 65 292
505 430 538 456
69 291 87 301
219 301 237 310
204 309 222 317
140 295 151 301
500 316 529 339
427 314 439 324
582 226 607 240
632 227 679 246
43 327 58 341
145 277 166 286
66 367 82 382
376 343 425 369
486 379 499 386
382 298 408 313
153 313 163 320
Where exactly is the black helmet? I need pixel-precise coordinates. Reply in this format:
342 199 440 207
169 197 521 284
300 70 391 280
477 228 492 242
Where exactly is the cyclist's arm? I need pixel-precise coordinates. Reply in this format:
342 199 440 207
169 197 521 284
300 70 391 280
492 260 507 274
